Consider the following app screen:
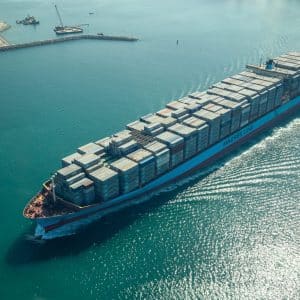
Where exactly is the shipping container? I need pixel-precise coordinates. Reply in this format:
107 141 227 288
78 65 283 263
193 109 220 145
183 116 209 151
118 139 139 156
61 152 82 167
69 178 95 205
156 108 174 118
156 131 184 167
213 82 244 93
56 164 82 180
85 162 104 174
74 153 100 169
95 137 112 151
143 141 170 175
222 77 245 86
77 143 104 156
168 123 198 159
66 172 86 186
189 92 219 106
126 120 145 132
110 157 139 193
89 167 119 201
127 149 156 185
166 100 186 110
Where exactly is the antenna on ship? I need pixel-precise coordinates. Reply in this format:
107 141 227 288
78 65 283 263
51 174 57 203
259 56 263 67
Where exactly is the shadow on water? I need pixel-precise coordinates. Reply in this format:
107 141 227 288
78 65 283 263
6 110 300 266
6 194 172 266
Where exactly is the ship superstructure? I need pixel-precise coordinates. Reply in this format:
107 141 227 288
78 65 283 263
23 52 300 239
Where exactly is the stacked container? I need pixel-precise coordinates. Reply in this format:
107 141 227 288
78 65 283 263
274 84 284 107
61 152 82 167
89 167 119 201
68 178 95 205
127 149 156 186
284 54 300 82
220 75 268 120
183 116 209 151
250 79 277 112
168 99 201 114
193 109 220 145
77 143 105 156
237 88 260 120
156 131 184 167
110 157 139 193
55 51 300 205
143 122 164 136
141 113 177 129
168 123 198 159
211 98 243 133
118 140 139 156
230 75 271 117
213 82 244 93
109 130 139 156
202 103 232 139
74 153 101 170
208 87 232 99
55 164 83 193
166 100 186 110
241 71 284 109
156 108 174 118
222 77 245 87
54 164 95 205
143 141 170 175
170 108 190 122
188 92 218 106
126 120 145 133
240 103 251 127
95 137 112 152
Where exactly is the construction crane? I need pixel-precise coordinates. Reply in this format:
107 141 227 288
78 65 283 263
53 4 89 35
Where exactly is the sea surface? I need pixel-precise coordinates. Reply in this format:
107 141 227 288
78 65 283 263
0 1 300 299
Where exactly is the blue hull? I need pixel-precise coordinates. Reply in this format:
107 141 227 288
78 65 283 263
35 96 300 239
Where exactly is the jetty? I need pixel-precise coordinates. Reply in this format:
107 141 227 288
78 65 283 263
0 34 138 52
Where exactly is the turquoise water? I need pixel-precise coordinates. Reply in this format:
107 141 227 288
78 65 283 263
1 0 300 299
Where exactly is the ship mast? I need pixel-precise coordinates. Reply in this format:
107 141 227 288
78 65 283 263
51 175 57 203
54 4 64 27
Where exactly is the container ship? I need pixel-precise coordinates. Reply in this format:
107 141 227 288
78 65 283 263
23 52 300 240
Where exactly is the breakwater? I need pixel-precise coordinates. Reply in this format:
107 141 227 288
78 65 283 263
0 34 138 51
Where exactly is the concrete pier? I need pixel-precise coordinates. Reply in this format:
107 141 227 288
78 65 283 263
0 34 138 52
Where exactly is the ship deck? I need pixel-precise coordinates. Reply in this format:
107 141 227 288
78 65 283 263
23 181 79 219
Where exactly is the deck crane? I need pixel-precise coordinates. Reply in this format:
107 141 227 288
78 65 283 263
53 4 88 35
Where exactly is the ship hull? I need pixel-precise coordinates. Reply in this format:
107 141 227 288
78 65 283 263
33 96 300 239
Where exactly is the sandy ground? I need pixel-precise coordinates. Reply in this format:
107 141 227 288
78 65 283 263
0 21 10 32
0 21 10 47
0 36 9 47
